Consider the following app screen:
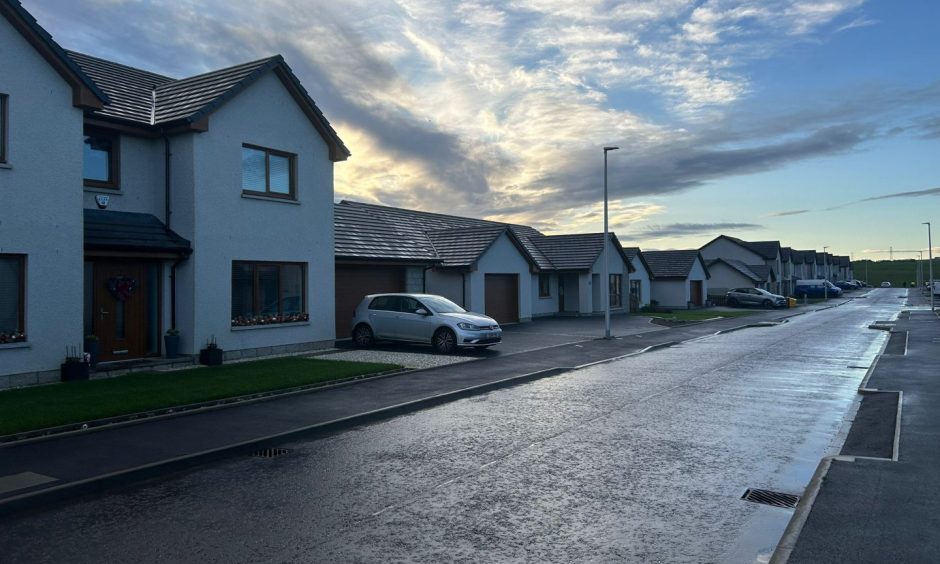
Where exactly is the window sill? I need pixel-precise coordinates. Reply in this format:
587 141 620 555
0 341 30 350
538 296 552 299
241 192 300 205
0 162 11 170
231 321 310 331
84 186 123 195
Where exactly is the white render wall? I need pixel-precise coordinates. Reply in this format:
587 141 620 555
629 256 652 308
178 72 335 355
466 233 532 321
706 262 755 296
0 19 85 381
700 237 764 264
651 258 709 308
589 240 628 313
531 273 558 317
426 270 464 306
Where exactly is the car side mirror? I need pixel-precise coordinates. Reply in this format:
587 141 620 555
415 308 430 316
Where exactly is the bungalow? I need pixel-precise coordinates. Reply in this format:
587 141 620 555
333 201 634 337
644 250 710 309
1 0 348 386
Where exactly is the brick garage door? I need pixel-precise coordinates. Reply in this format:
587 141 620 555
484 274 519 323
335 265 406 338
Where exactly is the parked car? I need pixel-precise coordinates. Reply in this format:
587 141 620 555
881 281 892 288
794 280 843 298
834 281 859 290
725 287 788 308
351 293 501 353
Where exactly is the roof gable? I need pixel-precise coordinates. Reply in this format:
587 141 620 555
66 51 349 160
644 250 709 280
1 0 107 108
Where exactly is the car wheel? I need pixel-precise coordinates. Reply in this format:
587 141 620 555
352 324 374 348
762 299 772 309
432 328 457 354
727 298 738 307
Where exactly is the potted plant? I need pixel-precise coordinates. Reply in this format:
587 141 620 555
164 328 180 359
199 336 223 366
83 334 100 368
61 345 90 382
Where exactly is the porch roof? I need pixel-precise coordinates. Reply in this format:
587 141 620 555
84 209 192 255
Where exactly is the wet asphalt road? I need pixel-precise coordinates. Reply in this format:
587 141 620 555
0 291 902 563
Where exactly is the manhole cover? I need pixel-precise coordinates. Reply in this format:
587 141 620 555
252 447 290 458
741 488 800 509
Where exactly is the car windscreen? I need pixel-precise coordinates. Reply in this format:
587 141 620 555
420 296 466 314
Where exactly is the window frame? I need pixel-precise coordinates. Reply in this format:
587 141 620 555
0 254 26 343
609 273 622 308
241 143 297 200
0 93 8 164
231 260 308 327
538 273 551 298
83 125 121 189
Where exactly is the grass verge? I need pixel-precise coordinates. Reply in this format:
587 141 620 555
634 310 758 321
0 357 400 436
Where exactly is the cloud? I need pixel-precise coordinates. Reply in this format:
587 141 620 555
768 209 810 217
620 222 763 240
827 185 940 210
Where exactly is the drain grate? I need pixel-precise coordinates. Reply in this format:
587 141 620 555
741 488 800 509
252 447 290 458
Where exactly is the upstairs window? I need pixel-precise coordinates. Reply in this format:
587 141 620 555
0 255 26 343
0 94 8 164
83 126 120 188
242 144 295 199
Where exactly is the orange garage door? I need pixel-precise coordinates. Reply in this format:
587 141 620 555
484 274 519 324
335 265 406 338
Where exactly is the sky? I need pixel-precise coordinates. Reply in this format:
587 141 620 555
26 0 940 260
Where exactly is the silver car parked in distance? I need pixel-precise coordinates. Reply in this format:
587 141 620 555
726 287 788 308
351 293 502 354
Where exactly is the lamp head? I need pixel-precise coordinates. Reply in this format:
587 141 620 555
603 146 620 152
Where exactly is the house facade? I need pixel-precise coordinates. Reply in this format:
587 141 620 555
645 250 710 309
705 258 774 299
623 247 652 312
2 0 348 386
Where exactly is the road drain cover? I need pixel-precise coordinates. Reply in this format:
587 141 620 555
741 488 800 509
252 447 290 458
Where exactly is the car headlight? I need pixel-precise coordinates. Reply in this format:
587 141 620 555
457 322 483 330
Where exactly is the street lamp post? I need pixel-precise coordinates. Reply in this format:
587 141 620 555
823 246 829 300
603 146 619 339
925 222 934 311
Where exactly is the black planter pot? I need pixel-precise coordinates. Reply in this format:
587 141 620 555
61 362 90 382
83 339 100 368
199 347 223 366
164 334 180 359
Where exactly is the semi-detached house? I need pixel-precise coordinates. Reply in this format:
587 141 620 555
1 0 348 386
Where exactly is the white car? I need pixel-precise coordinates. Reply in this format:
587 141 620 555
881 281 892 288
351 293 502 354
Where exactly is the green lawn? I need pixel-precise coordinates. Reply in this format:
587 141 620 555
634 309 757 321
853 259 939 289
0 357 399 437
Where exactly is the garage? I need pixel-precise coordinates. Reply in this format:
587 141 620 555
484 274 519 324
335 265 406 338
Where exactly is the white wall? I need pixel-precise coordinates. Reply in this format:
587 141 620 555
589 240 628 313
707 262 754 296
426 270 464 306
700 238 763 264
179 72 335 354
530 273 558 317
0 20 85 380
466 233 532 321
82 135 164 215
650 280 687 309
628 256 651 308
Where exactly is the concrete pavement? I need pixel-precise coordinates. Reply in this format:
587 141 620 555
0 306 811 515
776 290 940 563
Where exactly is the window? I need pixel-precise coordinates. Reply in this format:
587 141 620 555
609 274 622 308
83 126 120 188
231 261 307 326
242 144 295 199
538 273 551 298
0 94 8 164
0 255 25 343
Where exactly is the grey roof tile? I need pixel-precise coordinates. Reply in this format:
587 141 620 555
426 226 506 268
84 209 191 254
67 50 173 123
644 250 707 279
